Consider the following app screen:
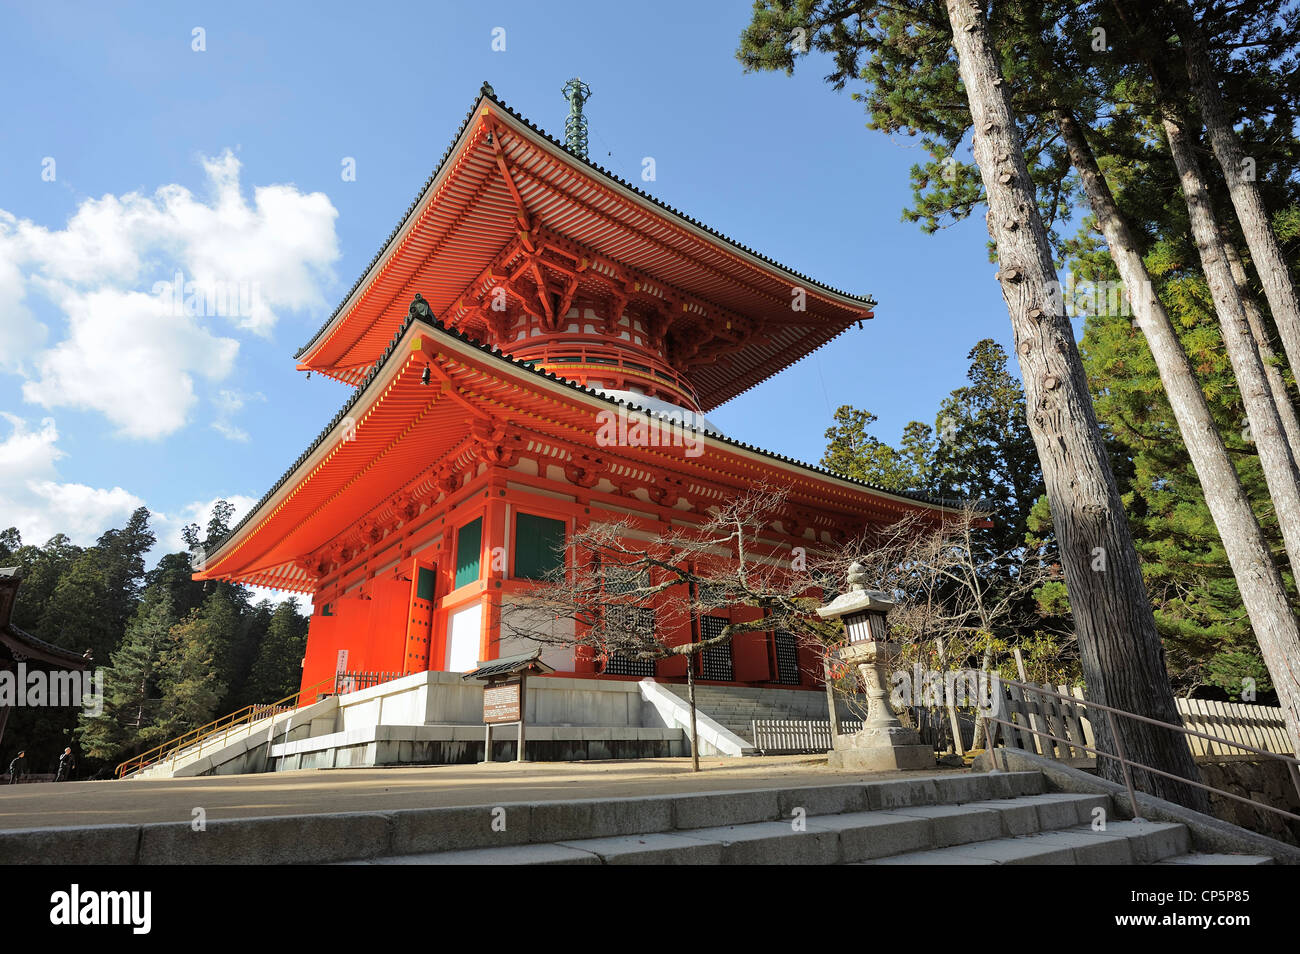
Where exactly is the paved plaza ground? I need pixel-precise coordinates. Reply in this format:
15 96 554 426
0 756 965 832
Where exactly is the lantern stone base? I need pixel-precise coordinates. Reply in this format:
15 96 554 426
826 638 934 771
828 731 935 771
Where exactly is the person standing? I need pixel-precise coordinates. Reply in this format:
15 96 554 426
7 751 25 785
54 747 74 782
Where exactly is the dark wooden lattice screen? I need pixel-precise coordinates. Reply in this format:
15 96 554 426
775 630 801 685
604 607 656 676
699 615 734 681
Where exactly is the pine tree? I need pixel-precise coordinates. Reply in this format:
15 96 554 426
95 507 156 642
39 550 110 660
243 599 309 704
78 594 176 761
0 528 20 564
945 0 1205 805
932 339 1042 555
10 534 81 631
1164 0 1300 383
821 407 928 489
155 592 236 736
144 551 209 621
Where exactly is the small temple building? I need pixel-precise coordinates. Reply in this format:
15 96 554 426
0 568 90 751
193 82 958 709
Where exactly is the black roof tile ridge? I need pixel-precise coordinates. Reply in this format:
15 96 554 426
5 623 89 664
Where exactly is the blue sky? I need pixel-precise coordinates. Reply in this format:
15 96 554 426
0 0 1030 568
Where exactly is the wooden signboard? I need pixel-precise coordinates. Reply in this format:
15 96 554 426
483 679 522 724
465 652 552 764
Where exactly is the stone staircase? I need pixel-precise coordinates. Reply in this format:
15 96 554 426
129 714 279 779
660 684 839 744
348 771 1276 866
9 768 1287 864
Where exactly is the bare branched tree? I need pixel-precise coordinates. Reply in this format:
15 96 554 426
499 488 1066 769
822 502 1074 756
498 484 857 770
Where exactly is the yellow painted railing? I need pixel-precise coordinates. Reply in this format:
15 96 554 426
114 675 339 779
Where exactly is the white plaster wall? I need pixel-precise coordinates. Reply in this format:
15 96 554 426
447 602 483 672
495 598 576 673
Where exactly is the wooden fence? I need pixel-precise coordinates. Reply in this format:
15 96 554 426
909 706 977 753
994 683 1293 759
992 683 1095 761
749 686 1292 759
1175 698 1293 756
752 719 863 754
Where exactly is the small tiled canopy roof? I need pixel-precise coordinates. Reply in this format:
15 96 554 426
462 650 556 682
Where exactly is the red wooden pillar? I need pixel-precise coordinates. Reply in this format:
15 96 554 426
482 482 510 662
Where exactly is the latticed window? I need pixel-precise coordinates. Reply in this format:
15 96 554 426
604 607 656 676
698 614 733 681
602 568 656 676
774 630 801 685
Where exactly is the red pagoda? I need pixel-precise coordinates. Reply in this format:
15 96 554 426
194 83 957 698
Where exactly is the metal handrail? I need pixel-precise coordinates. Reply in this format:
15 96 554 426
114 675 339 779
985 677 1300 825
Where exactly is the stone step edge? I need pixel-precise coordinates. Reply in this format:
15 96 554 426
861 820 1191 866
0 771 1047 866
977 747 1300 864
355 793 1118 866
1157 852 1276 865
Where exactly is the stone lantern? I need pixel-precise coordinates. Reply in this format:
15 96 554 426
817 562 932 771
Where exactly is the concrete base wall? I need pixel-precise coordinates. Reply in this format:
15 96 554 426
334 671 658 730
270 737 686 770
666 683 849 715
266 723 687 770
142 671 795 777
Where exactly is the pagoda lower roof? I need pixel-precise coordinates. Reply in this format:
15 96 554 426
201 316 964 593
293 84 875 411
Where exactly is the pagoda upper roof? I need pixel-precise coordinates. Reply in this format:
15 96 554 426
294 83 875 411
201 314 969 593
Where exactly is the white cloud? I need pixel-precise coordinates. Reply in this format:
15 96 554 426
0 414 145 547
211 421 250 442
2 150 339 438
0 227 46 372
211 389 264 442
22 286 239 439
0 418 309 609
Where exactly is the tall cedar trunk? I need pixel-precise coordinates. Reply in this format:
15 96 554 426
1057 108 1300 759
1159 108 1300 575
1170 0 1300 382
945 0 1205 809
1221 234 1300 459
